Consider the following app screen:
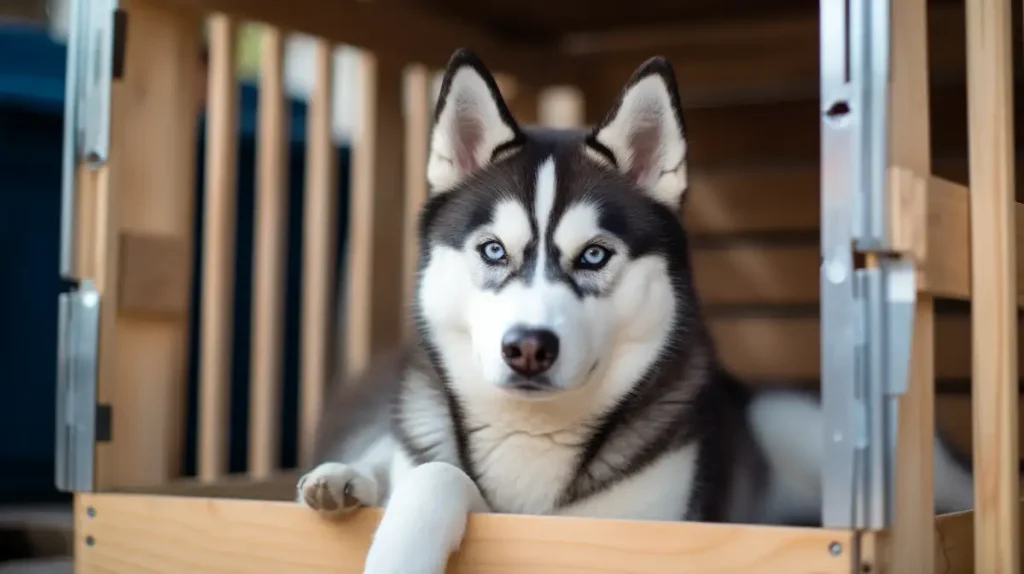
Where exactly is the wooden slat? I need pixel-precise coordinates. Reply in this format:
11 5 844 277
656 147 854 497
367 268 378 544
684 165 821 235
299 40 338 468
113 472 299 501
567 3 981 109
935 502 1024 574
538 86 585 128
937 395 1024 462
75 493 864 574
710 314 1024 383
888 1 935 569
198 14 239 483
249 25 289 479
686 172 1024 307
683 157 1024 237
677 83 1024 168
343 52 407 377
967 0 1020 571
160 0 559 85
691 244 817 306
402 64 430 339
88 0 201 488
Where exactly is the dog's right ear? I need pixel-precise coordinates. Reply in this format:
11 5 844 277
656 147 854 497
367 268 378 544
427 49 524 193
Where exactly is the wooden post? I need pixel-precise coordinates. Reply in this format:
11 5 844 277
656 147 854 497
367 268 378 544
248 25 289 479
538 86 585 128
402 64 430 337
86 0 201 489
889 0 934 571
342 52 407 377
198 14 239 482
299 40 338 468
967 0 1020 571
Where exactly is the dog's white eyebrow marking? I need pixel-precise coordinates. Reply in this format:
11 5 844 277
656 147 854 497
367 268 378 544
532 156 557 279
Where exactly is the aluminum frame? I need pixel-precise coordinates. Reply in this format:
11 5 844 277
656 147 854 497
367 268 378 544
819 0 916 530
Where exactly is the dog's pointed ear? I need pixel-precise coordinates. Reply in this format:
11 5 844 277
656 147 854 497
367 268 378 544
585 57 688 207
427 49 524 193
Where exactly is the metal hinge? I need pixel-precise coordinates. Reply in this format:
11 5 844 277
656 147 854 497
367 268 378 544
59 0 121 279
847 260 916 530
55 280 102 493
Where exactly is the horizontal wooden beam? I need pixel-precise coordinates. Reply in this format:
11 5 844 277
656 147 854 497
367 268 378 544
164 0 563 85
711 314 1020 383
914 173 1024 302
76 493 866 573
113 471 299 500
935 502 1024 574
566 2 1015 108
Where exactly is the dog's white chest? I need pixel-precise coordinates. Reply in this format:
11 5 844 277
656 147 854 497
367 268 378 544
468 424 581 515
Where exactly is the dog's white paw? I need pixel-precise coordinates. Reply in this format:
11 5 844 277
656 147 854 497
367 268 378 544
297 462 379 517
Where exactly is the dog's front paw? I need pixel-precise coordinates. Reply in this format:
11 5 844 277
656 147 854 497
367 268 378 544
297 462 379 518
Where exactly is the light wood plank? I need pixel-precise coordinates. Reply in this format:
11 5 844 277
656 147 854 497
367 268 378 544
935 503 1024 574
75 493 862 573
198 13 239 482
160 0 558 85
967 1 1021 571
343 53 407 377
691 245 817 306
402 64 430 339
566 3 979 109
709 314 1024 383
249 25 289 479
299 40 338 468
88 0 201 488
888 0 934 570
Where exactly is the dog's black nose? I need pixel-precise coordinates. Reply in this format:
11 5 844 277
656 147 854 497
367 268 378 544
501 326 560 376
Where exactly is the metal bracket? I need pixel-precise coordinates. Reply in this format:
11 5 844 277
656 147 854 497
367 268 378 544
820 0 917 530
55 280 101 493
59 0 121 279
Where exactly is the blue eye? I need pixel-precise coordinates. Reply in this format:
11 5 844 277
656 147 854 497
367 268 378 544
578 245 612 270
479 240 507 263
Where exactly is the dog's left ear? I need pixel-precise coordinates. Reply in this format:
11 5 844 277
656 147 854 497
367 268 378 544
585 57 688 207
427 49 524 193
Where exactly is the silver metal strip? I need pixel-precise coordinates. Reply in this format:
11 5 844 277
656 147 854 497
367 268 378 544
853 0 892 250
80 0 118 166
58 0 85 278
820 0 861 528
55 280 100 493
58 0 118 279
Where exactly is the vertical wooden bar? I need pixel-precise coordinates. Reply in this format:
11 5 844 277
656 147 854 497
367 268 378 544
343 52 407 377
402 64 430 335
87 0 201 488
299 40 338 467
889 0 934 571
967 0 1020 571
539 86 585 128
248 26 289 479
198 14 239 482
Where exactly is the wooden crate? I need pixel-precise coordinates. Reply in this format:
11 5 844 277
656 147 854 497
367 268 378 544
57 0 1020 572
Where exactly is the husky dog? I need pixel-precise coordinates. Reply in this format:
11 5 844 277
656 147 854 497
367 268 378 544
297 49 978 574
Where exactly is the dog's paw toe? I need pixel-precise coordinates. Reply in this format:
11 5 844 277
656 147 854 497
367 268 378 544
297 463 379 517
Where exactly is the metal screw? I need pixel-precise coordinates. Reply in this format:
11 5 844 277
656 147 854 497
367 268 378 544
85 535 95 547
829 542 843 556
87 507 96 518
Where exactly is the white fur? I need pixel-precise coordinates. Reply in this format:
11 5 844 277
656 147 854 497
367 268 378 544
426 67 517 192
588 75 688 206
747 390 980 522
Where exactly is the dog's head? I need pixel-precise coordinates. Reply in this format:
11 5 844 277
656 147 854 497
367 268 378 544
416 49 698 406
